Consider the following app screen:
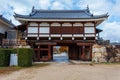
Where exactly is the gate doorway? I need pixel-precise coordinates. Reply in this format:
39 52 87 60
52 46 69 63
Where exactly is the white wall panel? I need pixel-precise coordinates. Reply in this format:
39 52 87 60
84 23 94 26
85 27 95 33
51 34 61 37
73 34 83 37
27 34 38 37
62 23 72 26
39 35 49 37
39 27 49 33
29 22 38 26
0 22 12 34
62 34 72 37
40 22 49 26
51 23 60 26
28 27 38 33
85 34 95 37
73 23 83 26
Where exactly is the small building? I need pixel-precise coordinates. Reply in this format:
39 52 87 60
0 15 15 45
14 7 108 61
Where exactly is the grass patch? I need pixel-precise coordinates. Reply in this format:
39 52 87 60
0 66 23 75
0 63 50 75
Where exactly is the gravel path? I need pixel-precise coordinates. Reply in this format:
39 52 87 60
0 63 120 80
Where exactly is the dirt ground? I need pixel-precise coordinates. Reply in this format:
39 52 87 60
0 63 120 80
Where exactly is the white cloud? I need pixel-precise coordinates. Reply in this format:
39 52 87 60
101 21 120 42
111 0 120 17
37 0 52 9
76 0 112 14
51 1 65 10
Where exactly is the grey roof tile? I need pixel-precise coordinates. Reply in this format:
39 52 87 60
14 9 108 19
0 15 15 26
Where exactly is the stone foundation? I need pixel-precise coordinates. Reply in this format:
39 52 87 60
92 44 120 63
92 44 107 62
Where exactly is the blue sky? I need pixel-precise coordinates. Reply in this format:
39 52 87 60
0 0 120 42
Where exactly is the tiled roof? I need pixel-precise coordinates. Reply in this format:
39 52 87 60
0 15 15 27
14 8 108 19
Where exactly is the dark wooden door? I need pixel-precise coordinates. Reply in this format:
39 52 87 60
68 46 79 60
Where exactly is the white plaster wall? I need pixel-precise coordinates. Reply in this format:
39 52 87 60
84 23 94 26
28 27 38 33
51 23 61 26
85 27 95 33
0 21 12 34
39 35 49 37
39 27 49 33
62 23 72 26
85 34 95 37
51 34 61 37
73 23 83 26
27 34 38 37
73 34 83 37
40 22 49 26
62 34 72 37
29 22 38 26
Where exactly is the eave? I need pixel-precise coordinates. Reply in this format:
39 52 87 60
15 17 108 26
0 19 14 28
0 15 15 28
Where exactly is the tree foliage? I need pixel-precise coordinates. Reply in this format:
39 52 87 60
59 46 68 53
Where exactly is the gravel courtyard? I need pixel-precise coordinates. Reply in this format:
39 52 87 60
0 63 120 80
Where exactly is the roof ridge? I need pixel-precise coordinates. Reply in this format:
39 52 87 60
33 9 88 13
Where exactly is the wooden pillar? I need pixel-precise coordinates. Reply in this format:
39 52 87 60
94 22 97 42
48 44 51 60
72 22 74 40
83 23 85 40
51 46 53 60
60 22 62 40
38 45 40 61
82 46 85 60
90 46 92 61
38 23 40 38
25 24 28 40
49 23 51 40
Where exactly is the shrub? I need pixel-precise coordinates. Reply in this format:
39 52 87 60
0 48 11 67
18 48 33 67
11 48 18 54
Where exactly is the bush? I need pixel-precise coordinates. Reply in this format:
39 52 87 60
18 48 33 67
11 48 18 54
0 48 11 67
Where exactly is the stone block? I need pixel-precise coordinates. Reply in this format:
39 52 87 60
109 57 115 62
99 57 107 62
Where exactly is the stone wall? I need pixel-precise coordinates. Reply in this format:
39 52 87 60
92 44 120 63
92 44 107 62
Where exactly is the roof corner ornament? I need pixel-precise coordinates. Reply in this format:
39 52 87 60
86 5 90 13
14 12 17 17
29 6 36 16
91 13 93 17
10 19 12 22
14 12 17 15
32 6 35 12
106 12 109 15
